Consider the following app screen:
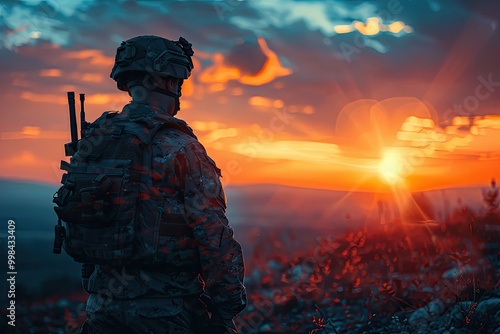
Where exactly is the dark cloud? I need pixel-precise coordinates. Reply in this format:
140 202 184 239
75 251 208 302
225 39 267 75
457 0 500 22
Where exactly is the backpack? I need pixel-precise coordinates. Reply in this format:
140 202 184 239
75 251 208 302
53 109 194 267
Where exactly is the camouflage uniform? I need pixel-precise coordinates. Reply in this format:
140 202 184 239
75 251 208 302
83 103 247 333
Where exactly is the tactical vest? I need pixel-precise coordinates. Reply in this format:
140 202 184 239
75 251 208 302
53 111 194 267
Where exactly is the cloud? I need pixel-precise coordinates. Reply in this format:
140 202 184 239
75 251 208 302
248 96 284 109
473 115 500 129
247 96 314 115
80 73 104 83
0 126 68 140
198 37 292 87
176 121 240 145
203 128 239 144
233 0 379 37
0 131 67 141
39 68 62 77
334 17 412 36
332 98 500 167
397 116 445 144
191 121 229 132
21 126 40 136
0 3 70 49
239 37 292 86
287 105 315 115
230 1 412 56
19 91 127 106
334 97 436 154
396 114 500 155
0 149 63 184
21 0 94 17
231 140 340 163
4 150 40 165
199 53 241 84
20 91 67 104
62 49 114 67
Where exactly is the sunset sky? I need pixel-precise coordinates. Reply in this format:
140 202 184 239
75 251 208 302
1 0 499 192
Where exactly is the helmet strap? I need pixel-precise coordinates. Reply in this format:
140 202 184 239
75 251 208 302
153 87 181 112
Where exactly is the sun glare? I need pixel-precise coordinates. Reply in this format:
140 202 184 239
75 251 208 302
378 149 406 185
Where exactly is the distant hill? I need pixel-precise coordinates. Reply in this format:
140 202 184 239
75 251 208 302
226 183 488 227
0 179 81 303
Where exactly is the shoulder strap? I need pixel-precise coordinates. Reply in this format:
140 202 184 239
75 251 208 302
85 111 119 134
151 114 197 139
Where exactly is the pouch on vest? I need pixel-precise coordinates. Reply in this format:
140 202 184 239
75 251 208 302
53 111 193 267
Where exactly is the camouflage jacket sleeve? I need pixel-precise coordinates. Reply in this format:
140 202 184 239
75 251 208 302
181 142 247 318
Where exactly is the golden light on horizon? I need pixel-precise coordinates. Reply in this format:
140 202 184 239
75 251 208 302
231 140 341 163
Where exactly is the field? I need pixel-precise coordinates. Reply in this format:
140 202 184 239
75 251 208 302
1 181 499 333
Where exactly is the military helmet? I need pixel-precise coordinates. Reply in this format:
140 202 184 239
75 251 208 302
110 35 194 91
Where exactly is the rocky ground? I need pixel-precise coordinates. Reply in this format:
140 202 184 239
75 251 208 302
1 209 499 334
233 210 500 334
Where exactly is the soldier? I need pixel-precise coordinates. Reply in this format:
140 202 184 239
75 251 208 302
79 35 247 333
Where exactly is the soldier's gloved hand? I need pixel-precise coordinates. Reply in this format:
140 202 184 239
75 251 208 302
207 316 237 334
201 294 238 333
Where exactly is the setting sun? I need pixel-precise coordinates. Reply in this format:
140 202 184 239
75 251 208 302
378 148 407 185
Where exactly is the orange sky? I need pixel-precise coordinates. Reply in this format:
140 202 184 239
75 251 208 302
1 2 499 193
2 78 499 193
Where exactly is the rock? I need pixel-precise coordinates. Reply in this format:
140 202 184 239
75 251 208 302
448 301 473 328
442 265 473 279
408 299 446 326
472 297 500 332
